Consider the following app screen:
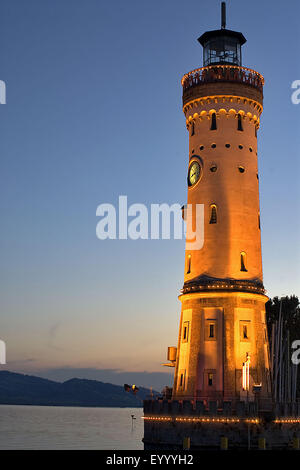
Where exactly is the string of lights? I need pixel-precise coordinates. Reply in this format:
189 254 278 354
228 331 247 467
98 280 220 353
143 416 300 425
142 416 260 424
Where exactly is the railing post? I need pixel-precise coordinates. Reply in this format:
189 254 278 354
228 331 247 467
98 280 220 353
220 436 228 450
183 437 191 450
258 437 266 450
293 437 300 450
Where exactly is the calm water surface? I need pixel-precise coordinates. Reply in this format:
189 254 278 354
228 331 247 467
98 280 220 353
0 405 144 450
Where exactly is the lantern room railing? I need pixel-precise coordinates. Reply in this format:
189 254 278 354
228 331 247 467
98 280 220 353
182 65 264 93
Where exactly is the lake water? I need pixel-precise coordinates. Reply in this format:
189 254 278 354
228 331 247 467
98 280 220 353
0 405 144 450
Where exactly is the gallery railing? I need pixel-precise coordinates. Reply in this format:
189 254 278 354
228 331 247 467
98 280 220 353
182 65 264 93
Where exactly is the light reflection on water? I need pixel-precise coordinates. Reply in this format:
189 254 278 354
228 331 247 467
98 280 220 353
0 405 144 450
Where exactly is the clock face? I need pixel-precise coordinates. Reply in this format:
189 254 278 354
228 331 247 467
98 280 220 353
188 161 201 187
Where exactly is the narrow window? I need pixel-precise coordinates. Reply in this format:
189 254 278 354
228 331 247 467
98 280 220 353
190 121 195 136
183 326 187 340
209 204 217 224
182 321 189 343
210 113 217 131
179 371 186 389
240 251 248 272
186 254 191 274
258 213 261 230
240 321 250 342
255 127 257 138
238 114 243 131
205 320 217 341
208 373 213 387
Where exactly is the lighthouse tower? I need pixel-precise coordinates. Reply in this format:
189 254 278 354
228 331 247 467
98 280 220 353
171 3 272 407
143 5 300 449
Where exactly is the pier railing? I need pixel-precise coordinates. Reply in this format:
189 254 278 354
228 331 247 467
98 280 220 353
144 398 300 420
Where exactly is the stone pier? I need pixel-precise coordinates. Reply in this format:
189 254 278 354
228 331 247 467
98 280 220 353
143 399 300 450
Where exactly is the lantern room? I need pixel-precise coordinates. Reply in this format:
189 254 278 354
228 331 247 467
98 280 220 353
198 2 246 67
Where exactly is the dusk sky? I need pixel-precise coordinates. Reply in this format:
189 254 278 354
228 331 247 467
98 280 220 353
0 0 299 389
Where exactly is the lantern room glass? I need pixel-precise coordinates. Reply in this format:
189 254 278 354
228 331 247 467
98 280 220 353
203 35 242 66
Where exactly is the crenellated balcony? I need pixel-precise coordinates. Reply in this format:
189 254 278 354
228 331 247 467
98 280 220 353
182 65 264 107
182 64 264 91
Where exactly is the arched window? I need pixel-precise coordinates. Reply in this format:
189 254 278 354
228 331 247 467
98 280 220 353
190 121 195 136
238 114 243 131
209 204 217 224
240 252 248 272
210 113 217 131
186 254 191 274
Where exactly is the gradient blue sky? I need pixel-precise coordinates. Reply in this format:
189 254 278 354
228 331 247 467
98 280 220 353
0 0 299 388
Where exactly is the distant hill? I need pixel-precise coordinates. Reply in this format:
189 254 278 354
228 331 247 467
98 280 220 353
0 371 158 407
